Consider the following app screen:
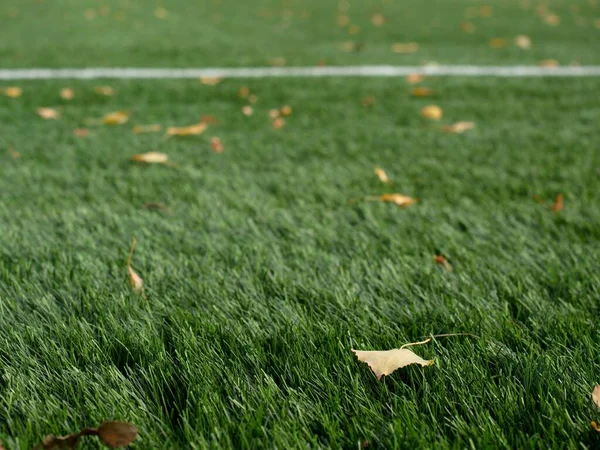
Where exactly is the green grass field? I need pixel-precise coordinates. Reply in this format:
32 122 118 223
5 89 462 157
2 1 600 449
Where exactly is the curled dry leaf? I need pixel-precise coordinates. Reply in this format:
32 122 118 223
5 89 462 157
352 340 434 380
97 421 138 448
412 87 433 97
200 77 223 86
166 122 207 136
60 88 74 100
443 121 476 134
130 152 168 164
391 42 418 54
551 194 564 212
37 107 60 120
211 136 224 153
132 124 162 134
95 86 114 96
280 105 293 116
434 255 453 271
242 105 254 116
421 105 443 120
126 238 144 295
374 167 390 183
406 73 424 84
103 111 129 125
4 87 22 98
515 35 531 49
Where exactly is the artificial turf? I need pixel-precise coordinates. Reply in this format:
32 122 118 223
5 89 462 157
0 75 600 448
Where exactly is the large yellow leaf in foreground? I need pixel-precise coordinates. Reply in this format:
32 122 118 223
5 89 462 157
353 347 434 380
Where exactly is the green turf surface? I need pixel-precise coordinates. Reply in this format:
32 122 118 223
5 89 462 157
1 76 600 448
1 0 600 68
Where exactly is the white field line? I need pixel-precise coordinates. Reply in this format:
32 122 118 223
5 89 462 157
1 65 600 80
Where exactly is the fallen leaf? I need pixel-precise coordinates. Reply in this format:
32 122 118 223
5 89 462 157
131 152 168 164
84 8 97 19
375 167 390 183
60 88 74 100
412 87 433 97
339 41 361 52
538 59 559 68
489 38 508 48
269 57 287 67
460 21 475 33
36 433 80 449
166 122 207 136
94 86 114 96
366 194 417 207
269 109 281 119
371 13 385 26
242 105 254 116
97 422 138 448
132 124 161 134
337 14 350 26
434 255 453 271
238 86 250 98
200 77 223 85
592 385 600 407
102 111 129 125
592 421 600 432
272 117 285 129
551 194 564 212
280 105 292 116
515 35 532 49
211 136 224 153
391 42 419 53
348 24 361 35
126 238 144 295
73 128 89 137
248 94 258 104
143 202 170 211
479 5 493 16
37 107 60 120
421 105 443 120
442 121 476 133
543 13 560 25
154 7 168 18
8 146 20 159
406 73 424 84
4 87 22 98
200 115 220 125
361 95 376 107
352 340 434 380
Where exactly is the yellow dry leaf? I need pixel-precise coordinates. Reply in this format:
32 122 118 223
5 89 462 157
515 35 532 49
200 77 223 85
36 108 60 120
4 87 22 98
412 87 433 97
375 167 390 183
406 73 424 84
443 121 476 134
238 86 250 98
154 7 168 19
95 86 114 96
272 117 285 129
132 124 162 134
103 111 129 125
352 340 434 380
460 21 475 33
60 88 74 100
126 238 144 295
371 13 385 26
211 136 224 153
592 421 600 432
166 122 207 136
543 13 560 25
489 38 508 48
421 105 443 120
592 385 600 407
280 105 293 116
130 152 169 164
538 59 559 68
391 42 419 54
97 421 138 448
242 105 254 116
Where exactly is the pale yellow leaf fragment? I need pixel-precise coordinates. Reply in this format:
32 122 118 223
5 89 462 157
515 35 531 49
126 238 144 296
371 13 385 26
365 194 417 207
592 385 600 407
131 152 168 164
538 59 559 68
375 167 390 183
242 105 254 116
392 42 419 54
443 121 476 134
238 86 250 98
37 107 60 120
4 87 22 98
166 122 207 136
60 88 74 100
421 105 443 120
132 124 162 134
103 111 129 125
269 109 281 120
352 345 434 380
200 77 223 86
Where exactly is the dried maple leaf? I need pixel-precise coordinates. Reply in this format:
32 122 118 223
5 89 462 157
515 35 531 49
272 117 285 129
412 87 433 97
592 421 600 432
166 122 207 136
391 42 419 53
434 255 453 271
132 124 161 134
94 86 114 96
4 87 22 98
489 38 508 48
280 105 292 116
73 128 89 137
60 88 74 100
352 339 434 380
551 194 564 212
442 121 476 134
130 152 168 164
406 73 424 84
593 385 600 407
421 105 443 120
37 107 60 120
97 422 138 448
200 77 223 86
242 106 254 116
375 167 390 183
102 111 129 125
126 238 144 295
211 136 224 153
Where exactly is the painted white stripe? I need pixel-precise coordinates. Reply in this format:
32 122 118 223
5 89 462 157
1 66 600 80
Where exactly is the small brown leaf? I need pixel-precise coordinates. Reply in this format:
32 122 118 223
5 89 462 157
412 87 433 97
73 128 89 137
126 238 144 295
538 59 559 68
35 433 81 450
238 86 250 98
4 87 22 98
211 136 224 153
200 115 220 125
248 94 258 104
515 35 531 49
361 95 376 107
166 122 207 136
479 5 493 16
60 88 74 100
551 194 564 212
421 105 443 120
131 152 168 164
37 107 60 120
280 105 292 116
143 202 170 212
242 105 254 116
371 13 385 26
272 117 285 129
132 124 161 134
489 38 508 49
374 167 390 183
592 421 600 432
442 121 476 134
97 422 138 448
460 21 475 33
94 86 114 96
200 77 223 86
434 255 453 271
406 73 424 84
352 340 434 380
391 42 418 53
103 111 129 125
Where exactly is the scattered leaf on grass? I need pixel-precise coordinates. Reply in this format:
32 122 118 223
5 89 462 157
200 114 220 125
443 121 476 133
434 255 453 271
248 94 258 104
131 152 168 164
406 73 424 84
60 88 74 100
166 122 207 136
73 128 89 137
272 117 285 129
143 202 170 212
421 105 443 120
337 14 350 26
4 87 22 98
366 194 417 207
269 109 281 119
238 86 250 98
592 421 600 432
280 105 292 116
37 107 60 120
479 5 493 16
200 77 223 85
242 106 254 116
36 432 82 449
103 111 129 125
126 238 144 295
361 95 376 107
211 136 224 153
551 194 564 212
538 59 559 68
154 7 168 19
371 13 385 26
132 124 161 134
460 21 475 33
375 167 390 183
8 146 20 159
352 339 434 380
412 87 433 97
515 35 532 49
97 421 138 448
391 42 419 53
94 86 114 96
489 38 508 48
543 13 560 25
592 385 600 407
269 57 287 67
348 24 361 35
